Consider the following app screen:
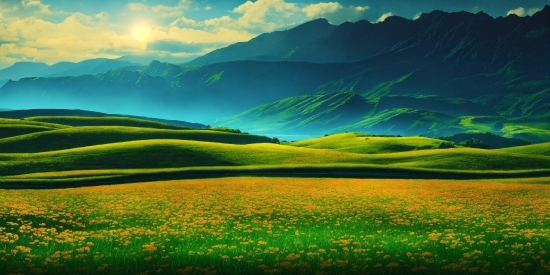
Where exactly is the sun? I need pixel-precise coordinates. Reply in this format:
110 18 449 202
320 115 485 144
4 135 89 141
132 25 151 42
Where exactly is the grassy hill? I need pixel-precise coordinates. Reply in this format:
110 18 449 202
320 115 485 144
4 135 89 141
0 126 274 153
291 132 445 154
497 142 550 156
1 139 549 178
0 117 70 139
25 116 186 129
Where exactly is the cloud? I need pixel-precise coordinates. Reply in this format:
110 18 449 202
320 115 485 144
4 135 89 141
95 12 108 21
169 16 198 28
231 0 299 31
127 0 190 19
301 3 372 24
507 7 525 16
21 0 52 15
0 13 143 65
527 8 540 16
302 2 343 18
205 5 212 11
377 12 392 22
353 6 369 12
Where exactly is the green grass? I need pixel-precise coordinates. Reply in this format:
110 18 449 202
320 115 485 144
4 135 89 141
0 177 548 274
1 139 549 178
0 124 55 139
25 116 184 129
497 142 550 156
291 133 444 154
0 126 273 153
0 117 70 129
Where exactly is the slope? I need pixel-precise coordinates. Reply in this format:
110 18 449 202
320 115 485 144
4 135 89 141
0 127 275 153
1 140 549 177
291 133 445 154
214 92 372 134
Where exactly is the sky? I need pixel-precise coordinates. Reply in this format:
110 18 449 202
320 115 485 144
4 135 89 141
0 0 548 68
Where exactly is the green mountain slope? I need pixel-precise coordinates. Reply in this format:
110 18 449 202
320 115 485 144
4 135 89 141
214 92 372 134
0 127 274 153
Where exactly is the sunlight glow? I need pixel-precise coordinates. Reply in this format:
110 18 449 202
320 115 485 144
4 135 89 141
132 25 152 42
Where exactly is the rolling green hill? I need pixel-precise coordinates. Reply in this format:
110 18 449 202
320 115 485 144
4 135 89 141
0 124 55 139
291 133 445 154
1 139 549 178
497 142 550 156
0 117 69 138
25 116 185 129
0 126 274 153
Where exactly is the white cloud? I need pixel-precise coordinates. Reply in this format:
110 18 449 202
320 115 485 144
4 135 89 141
205 5 212 11
353 6 369 12
413 12 422 20
507 7 525 16
21 0 53 15
377 12 392 23
95 12 108 21
127 3 148 11
302 2 343 18
527 8 540 16
127 0 191 19
232 0 299 30
169 16 198 27
0 13 143 65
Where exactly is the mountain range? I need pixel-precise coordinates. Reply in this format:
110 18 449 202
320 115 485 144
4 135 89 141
0 6 548 141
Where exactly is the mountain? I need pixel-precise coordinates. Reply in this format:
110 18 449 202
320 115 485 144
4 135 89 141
214 92 373 134
188 7 549 71
0 58 141 81
0 62 49 81
0 7 548 137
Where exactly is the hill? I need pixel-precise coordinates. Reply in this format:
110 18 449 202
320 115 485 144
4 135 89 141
1 140 549 178
497 142 550 156
24 116 186 129
291 133 445 154
0 126 275 153
0 109 206 129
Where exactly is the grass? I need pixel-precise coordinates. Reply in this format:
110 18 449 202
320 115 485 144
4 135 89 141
291 133 444 154
0 124 55 139
1 139 549 178
0 126 273 153
497 142 550 156
0 177 548 275
24 116 185 130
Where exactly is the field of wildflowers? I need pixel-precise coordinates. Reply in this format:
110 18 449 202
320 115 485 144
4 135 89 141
0 177 548 275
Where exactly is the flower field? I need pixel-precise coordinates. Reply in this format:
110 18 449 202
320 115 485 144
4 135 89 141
0 177 549 275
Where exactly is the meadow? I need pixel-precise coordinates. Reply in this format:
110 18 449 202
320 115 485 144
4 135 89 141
0 177 549 275
1 114 549 274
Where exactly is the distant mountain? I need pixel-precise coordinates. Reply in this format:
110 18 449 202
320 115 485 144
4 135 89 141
189 6 549 72
0 58 141 81
0 62 49 81
0 7 548 138
214 92 373 134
